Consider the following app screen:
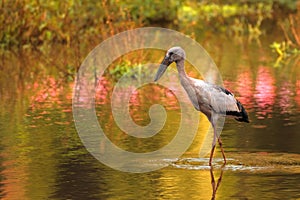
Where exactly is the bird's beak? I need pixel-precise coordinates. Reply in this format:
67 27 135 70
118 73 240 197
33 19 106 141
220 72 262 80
154 56 172 82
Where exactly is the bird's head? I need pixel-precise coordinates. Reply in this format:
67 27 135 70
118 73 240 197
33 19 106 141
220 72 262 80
154 46 186 81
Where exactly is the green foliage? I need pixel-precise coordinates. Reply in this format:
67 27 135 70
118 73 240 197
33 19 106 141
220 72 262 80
109 62 132 79
276 0 298 10
178 2 273 36
270 41 300 57
0 0 142 49
1 0 300 53
118 0 179 23
107 61 155 81
270 41 300 67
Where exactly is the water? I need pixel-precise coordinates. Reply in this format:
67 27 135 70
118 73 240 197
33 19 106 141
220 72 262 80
0 33 300 200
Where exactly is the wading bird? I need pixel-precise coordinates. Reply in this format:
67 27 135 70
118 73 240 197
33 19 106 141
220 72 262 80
154 47 249 166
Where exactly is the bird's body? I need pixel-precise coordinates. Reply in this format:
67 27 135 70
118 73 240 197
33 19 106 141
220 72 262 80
182 76 249 123
154 46 249 165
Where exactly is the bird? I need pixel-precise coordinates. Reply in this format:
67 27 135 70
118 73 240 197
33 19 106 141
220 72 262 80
154 46 249 166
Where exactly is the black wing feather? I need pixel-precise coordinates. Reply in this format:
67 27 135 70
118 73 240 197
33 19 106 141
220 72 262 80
226 100 249 123
216 85 249 123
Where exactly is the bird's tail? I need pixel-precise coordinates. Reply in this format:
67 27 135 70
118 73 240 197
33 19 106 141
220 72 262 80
235 101 249 123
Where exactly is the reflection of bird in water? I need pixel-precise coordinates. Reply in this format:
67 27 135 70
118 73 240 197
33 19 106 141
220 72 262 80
154 47 249 166
210 166 224 200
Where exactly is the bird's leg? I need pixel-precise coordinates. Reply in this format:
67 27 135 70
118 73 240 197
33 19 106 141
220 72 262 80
209 144 216 166
218 137 226 165
209 125 217 166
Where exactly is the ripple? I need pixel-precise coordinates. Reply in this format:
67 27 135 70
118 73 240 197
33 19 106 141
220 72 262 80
149 152 300 173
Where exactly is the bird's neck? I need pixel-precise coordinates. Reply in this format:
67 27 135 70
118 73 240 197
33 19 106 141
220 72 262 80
176 59 189 81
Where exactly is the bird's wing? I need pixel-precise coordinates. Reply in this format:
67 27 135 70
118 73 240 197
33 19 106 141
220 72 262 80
190 78 240 114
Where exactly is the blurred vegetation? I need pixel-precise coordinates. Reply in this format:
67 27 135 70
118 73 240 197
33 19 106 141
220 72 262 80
0 0 143 49
0 0 300 74
1 0 299 49
178 2 273 36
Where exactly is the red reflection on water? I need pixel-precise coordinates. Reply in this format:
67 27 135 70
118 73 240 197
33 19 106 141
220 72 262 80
223 80 234 92
223 79 250 106
236 70 254 109
29 77 71 110
95 76 111 105
296 80 300 110
278 80 294 114
129 89 147 125
254 66 276 118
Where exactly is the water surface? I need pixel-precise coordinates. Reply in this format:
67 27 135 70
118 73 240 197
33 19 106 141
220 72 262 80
0 33 299 199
